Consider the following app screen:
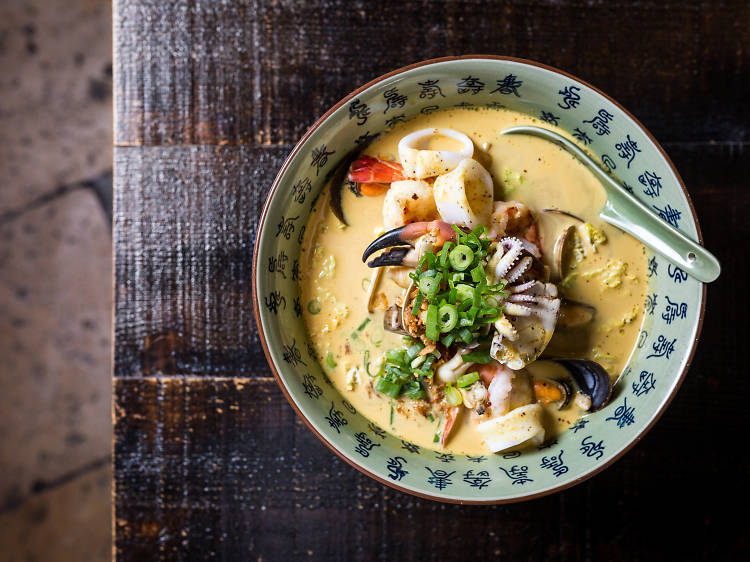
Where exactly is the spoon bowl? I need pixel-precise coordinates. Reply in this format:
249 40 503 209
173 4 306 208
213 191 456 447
501 125 720 283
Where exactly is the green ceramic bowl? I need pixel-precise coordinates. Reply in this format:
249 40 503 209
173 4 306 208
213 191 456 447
252 56 705 503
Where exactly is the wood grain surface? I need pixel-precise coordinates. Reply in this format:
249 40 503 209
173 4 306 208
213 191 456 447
113 1 749 559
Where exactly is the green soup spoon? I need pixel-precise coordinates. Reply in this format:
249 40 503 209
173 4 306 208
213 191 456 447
500 126 720 283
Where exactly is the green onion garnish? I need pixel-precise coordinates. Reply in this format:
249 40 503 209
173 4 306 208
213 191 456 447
455 284 474 304
411 291 424 316
449 244 474 271
462 348 494 363
470 264 486 283
363 350 372 376
425 303 439 341
419 273 441 299
457 371 479 388
403 380 426 400
441 333 456 347
374 376 401 398
438 303 458 333
357 317 371 331
439 241 454 267
406 342 424 359
325 351 337 369
445 383 463 406
458 327 473 344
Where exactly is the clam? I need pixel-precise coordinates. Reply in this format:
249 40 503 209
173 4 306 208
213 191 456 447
382 279 421 337
383 304 409 336
551 225 575 281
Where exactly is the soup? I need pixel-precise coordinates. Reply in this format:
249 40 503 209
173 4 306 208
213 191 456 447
299 107 646 455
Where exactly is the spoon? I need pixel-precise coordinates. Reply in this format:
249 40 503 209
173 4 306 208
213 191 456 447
500 126 720 283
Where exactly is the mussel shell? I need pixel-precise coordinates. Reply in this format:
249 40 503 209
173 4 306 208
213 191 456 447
328 135 378 225
534 378 573 411
553 359 612 411
542 208 584 222
558 300 596 328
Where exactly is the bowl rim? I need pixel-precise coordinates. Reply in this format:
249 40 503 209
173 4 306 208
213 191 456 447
252 54 707 504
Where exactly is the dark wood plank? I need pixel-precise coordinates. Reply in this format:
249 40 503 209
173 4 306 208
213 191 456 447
114 0 750 147
113 145 289 377
114 375 742 561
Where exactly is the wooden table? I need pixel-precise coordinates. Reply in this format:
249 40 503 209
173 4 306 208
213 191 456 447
113 1 749 559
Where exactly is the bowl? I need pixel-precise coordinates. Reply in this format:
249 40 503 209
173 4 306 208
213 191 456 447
252 56 705 503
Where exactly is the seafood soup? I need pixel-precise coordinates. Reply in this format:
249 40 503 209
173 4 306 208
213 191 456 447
300 107 646 455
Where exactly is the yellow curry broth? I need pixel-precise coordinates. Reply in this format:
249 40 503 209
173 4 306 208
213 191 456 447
300 108 646 455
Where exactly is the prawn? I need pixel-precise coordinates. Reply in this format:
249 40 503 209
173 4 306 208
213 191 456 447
478 361 533 417
487 200 534 239
382 179 439 230
349 155 405 183
440 406 461 447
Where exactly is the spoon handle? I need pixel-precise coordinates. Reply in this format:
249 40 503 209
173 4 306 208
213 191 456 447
598 190 720 283
501 126 721 283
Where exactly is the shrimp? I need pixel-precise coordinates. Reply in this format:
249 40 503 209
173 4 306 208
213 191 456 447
349 156 405 184
479 362 533 417
382 179 438 230
487 200 534 239
440 406 461 447
476 361 545 452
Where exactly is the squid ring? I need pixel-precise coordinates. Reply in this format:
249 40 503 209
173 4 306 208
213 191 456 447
398 128 474 179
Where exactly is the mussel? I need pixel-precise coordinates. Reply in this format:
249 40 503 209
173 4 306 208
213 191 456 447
533 378 573 410
328 135 379 225
557 300 596 329
555 359 612 412
535 359 612 413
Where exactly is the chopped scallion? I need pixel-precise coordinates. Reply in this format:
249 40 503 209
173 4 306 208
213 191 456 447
457 371 479 388
363 350 372 376
411 291 424 316
425 303 439 341
461 348 494 363
325 351 337 369
449 245 474 271
445 383 463 406
375 376 401 398
440 241 454 267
